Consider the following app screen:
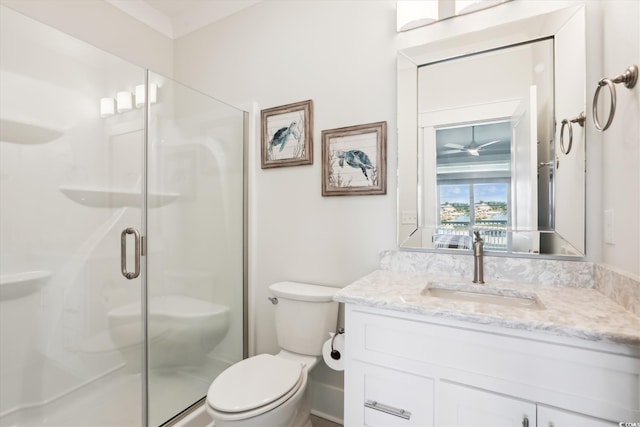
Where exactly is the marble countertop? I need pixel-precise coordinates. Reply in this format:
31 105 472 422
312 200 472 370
334 270 640 345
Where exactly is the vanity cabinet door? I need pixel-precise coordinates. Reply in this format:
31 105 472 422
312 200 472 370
537 405 618 427
437 382 535 427
346 361 434 427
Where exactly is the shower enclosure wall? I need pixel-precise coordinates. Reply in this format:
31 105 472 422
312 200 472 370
0 6 246 426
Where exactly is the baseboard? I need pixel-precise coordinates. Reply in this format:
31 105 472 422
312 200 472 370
311 380 344 425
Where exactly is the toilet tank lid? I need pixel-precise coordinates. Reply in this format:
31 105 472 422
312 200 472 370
269 282 338 302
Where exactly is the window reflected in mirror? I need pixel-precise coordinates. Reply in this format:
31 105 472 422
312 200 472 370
435 122 511 251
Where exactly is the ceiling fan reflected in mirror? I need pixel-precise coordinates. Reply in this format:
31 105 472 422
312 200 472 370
443 126 501 156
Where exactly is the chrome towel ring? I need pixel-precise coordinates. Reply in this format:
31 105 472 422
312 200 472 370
559 112 585 155
592 64 638 131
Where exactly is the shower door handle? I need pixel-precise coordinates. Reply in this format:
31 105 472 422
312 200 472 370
121 227 141 279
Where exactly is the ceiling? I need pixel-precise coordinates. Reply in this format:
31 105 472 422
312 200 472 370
436 121 512 162
106 0 261 39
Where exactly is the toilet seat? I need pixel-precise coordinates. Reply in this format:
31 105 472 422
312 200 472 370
206 354 304 420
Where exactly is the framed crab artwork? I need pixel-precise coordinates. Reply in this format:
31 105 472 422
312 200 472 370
260 99 313 168
321 121 387 196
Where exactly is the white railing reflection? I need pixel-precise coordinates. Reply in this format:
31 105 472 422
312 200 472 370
437 221 508 250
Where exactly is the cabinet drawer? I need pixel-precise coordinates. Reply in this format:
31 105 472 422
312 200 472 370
349 362 434 426
537 405 618 427
438 382 536 427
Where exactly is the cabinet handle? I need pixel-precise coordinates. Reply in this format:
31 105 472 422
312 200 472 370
364 400 411 420
522 416 529 427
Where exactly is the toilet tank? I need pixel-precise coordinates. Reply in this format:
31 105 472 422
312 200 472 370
269 282 339 356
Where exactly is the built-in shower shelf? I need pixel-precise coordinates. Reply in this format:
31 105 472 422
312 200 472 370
0 270 52 301
0 118 63 144
59 186 179 208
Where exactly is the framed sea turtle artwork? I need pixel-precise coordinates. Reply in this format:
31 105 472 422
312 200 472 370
261 99 313 168
321 121 387 196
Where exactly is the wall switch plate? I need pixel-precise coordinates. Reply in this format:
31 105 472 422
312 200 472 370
604 209 615 244
401 210 417 225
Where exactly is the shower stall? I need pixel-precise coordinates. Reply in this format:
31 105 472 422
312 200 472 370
0 6 246 426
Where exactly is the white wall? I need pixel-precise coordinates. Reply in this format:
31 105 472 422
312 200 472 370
596 0 640 277
174 0 399 356
0 0 173 77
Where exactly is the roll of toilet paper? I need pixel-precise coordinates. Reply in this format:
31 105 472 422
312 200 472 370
322 333 345 371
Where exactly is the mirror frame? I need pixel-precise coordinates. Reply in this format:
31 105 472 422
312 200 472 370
397 3 586 259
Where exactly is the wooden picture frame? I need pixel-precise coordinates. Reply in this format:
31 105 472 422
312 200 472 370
261 100 313 168
322 121 387 196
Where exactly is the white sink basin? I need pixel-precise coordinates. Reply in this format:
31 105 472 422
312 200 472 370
422 281 545 310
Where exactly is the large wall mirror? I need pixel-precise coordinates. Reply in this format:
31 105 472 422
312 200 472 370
398 4 586 257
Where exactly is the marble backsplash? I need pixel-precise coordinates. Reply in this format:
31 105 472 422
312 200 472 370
595 264 640 317
379 250 594 287
380 250 640 316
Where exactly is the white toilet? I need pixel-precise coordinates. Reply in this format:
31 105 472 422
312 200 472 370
205 282 339 427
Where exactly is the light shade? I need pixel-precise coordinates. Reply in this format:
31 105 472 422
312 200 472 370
397 1 438 31
396 0 512 32
116 91 132 113
455 0 509 16
135 83 157 108
100 97 115 117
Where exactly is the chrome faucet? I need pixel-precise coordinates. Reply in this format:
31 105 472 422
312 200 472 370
472 231 485 284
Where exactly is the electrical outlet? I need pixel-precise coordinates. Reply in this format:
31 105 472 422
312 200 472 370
401 211 417 225
604 209 615 244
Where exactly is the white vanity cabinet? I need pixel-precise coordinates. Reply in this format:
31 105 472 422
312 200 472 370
343 304 639 427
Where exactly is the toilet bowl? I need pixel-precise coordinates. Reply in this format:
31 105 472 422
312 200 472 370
205 282 339 427
108 295 230 369
205 351 317 427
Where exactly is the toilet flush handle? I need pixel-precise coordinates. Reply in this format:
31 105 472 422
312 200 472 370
267 296 278 305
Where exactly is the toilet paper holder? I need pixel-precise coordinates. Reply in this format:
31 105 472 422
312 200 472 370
330 328 345 360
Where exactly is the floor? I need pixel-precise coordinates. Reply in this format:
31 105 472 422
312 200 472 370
310 414 342 427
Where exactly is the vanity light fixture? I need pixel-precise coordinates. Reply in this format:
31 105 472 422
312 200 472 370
455 0 510 16
135 83 157 108
116 91 132 113
397 0 511 32
100 97 115 117
101 84 158 118
397 1 438 31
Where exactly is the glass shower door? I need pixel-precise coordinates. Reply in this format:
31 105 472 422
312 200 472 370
146 72 245 425
0 6 146 426
1 6 246 427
